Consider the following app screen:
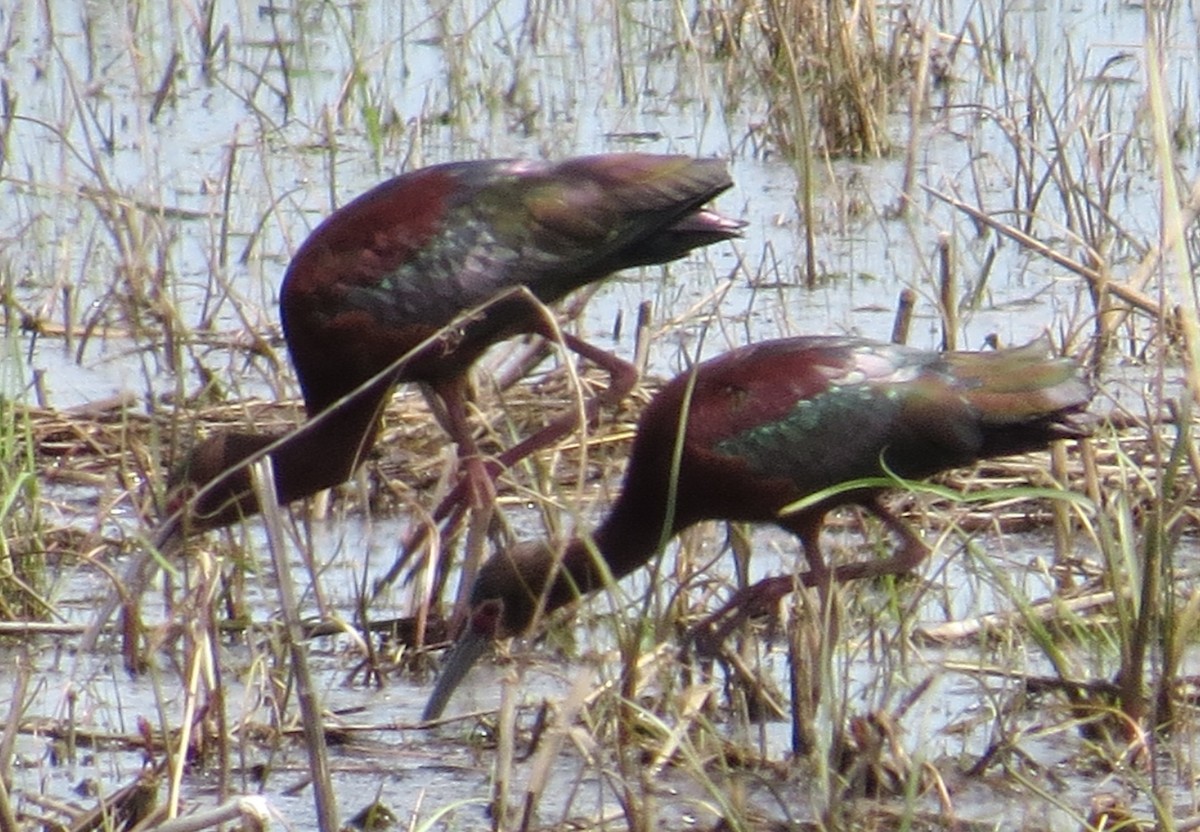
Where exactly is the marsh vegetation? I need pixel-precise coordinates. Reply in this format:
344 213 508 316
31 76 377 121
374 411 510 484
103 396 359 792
2 1 1199 830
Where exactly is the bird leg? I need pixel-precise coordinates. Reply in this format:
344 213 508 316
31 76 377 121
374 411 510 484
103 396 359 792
422 375 504 627
685 518 829 659
684 520 836 750
423 376 497 511
503 327 640 459
447 331 639 627
685 499 930 658
372 329 639 611
427 332 636 516
823 497 931 583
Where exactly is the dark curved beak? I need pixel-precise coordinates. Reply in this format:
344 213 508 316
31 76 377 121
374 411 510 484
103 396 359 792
422 600 504 722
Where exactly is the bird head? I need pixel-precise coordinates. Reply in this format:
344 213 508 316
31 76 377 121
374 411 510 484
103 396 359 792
164 431 278 532
468 539 567 636
422 539 582 721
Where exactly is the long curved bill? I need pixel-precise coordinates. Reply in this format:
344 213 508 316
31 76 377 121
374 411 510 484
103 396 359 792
422 620 494 722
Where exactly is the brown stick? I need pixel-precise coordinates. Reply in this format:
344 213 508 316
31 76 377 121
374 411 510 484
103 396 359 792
922 185 1162 318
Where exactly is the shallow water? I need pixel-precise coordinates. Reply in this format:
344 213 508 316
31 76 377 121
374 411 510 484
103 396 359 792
4 0 1200 829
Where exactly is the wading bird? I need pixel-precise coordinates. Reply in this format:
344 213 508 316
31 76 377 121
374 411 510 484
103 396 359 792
86 154 742 657
423 334 1092 720
172 154 743 532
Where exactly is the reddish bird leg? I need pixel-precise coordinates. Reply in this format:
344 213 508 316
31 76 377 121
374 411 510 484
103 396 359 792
686 497 929 657
374 327 640 613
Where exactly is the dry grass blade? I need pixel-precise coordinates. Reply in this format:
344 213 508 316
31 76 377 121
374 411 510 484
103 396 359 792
142 796 272 832
50 767 165 832
251 458 339 832
0 777 15 832
921 184 1162 317
519 667 596 829
1144 33 1200 401
914 589 1117 644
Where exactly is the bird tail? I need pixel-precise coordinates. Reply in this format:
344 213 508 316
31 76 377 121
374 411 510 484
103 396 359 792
943 337 1094 456
557 154 745 267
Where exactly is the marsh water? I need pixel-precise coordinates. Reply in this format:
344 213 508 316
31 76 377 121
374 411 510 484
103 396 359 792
4 1 1200 830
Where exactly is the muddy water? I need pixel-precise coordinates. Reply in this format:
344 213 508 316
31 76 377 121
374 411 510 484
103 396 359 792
3 1 1198 830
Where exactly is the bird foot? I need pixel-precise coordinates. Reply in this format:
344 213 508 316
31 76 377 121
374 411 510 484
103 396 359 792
682 575 799 659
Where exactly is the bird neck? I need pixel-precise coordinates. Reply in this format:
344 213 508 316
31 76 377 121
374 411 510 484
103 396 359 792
182 381 389 531
270 391 385 502
541 492 680 610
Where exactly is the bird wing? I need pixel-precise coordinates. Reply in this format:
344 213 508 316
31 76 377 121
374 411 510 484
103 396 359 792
692 337 988 489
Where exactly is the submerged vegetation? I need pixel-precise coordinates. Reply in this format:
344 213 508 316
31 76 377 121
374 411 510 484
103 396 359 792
2 1 1200 831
